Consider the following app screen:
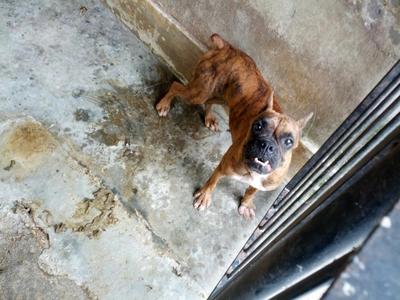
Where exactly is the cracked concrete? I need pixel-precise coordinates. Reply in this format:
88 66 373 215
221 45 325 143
0 203 91 300
0 0 311 298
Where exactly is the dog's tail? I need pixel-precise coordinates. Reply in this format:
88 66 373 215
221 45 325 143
210 33 228 49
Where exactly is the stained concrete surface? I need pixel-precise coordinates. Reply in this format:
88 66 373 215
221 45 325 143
0 0 308 299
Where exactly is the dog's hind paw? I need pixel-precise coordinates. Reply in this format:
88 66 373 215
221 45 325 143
156 100 171 117
205 114 219 132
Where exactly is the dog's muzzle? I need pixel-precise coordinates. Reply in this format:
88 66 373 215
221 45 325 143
244 138 281 174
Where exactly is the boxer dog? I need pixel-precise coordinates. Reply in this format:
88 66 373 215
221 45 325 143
156 34 312 219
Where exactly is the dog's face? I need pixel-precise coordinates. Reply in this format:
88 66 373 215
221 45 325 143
244 109 312 175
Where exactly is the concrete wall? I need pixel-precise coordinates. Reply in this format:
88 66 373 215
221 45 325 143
103 0 399 149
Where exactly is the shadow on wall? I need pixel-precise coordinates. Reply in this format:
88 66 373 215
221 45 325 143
102 0 400 151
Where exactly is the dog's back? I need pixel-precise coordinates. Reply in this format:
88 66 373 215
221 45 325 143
192 34 281 140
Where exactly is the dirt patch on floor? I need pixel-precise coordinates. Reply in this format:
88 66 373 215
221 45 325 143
54 188 118 238
0 120 58 174
86 82 221 200
2 121 57 160
87 81 214 149
74 108 91 122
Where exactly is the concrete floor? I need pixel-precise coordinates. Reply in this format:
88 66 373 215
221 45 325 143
0 1 309 299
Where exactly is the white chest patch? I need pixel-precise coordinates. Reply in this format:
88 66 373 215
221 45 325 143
231 172 269 191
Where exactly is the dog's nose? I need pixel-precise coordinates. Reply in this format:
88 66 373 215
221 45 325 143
267 144 275 154
260 140 275 153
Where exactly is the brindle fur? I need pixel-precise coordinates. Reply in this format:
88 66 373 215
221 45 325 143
156 34 312 219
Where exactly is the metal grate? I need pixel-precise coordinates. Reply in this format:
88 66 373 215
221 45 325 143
210 61 400 299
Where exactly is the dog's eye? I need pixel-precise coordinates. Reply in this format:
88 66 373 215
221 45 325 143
284 138 294 147
253 121 263 133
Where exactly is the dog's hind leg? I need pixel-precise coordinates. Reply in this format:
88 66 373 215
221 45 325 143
204 103 219 132
156 81 186 117
156 80 211 117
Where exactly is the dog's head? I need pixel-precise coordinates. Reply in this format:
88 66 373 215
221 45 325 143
243 91 313 175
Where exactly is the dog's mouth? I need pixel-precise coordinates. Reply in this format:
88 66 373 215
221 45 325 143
254 157 269 166
246 157 273 174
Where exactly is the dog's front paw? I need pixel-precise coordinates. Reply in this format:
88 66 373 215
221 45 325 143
238 204 256 220
193 188 212 211
156 99 171 117
205 114 219 132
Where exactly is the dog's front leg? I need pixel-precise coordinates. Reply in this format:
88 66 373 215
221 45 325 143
238 186 258 219
194 147 235 210
193 164 225 211
193 146 238 210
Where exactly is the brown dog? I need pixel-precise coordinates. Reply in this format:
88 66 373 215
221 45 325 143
156 34 312 218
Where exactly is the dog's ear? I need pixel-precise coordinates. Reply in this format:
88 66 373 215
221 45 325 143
266 90 274 110
298 112 314 130
210 33 226 49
